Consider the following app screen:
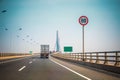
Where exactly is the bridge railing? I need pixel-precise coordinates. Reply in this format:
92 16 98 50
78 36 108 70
51 51 120 67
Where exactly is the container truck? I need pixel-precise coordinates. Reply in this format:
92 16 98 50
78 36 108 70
40 45 49 58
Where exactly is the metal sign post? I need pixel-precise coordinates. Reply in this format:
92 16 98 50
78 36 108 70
79 16 88 61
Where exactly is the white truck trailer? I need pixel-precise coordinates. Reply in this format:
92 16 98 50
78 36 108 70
40 45 49 58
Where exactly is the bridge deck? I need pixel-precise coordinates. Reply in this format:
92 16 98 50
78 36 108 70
0 55 119 80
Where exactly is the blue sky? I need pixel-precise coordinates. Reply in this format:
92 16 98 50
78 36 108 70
0 0 120 53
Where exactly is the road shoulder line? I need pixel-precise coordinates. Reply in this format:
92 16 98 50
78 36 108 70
50 59 92 80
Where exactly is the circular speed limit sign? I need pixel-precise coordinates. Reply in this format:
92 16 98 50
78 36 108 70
78 16 89 61
79 16 88 26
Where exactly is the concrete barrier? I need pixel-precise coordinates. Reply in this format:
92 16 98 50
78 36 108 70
0 53 32 60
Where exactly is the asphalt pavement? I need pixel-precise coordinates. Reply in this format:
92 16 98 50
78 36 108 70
0 55 119 80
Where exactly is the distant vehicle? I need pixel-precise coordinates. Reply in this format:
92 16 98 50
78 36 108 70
40 45 49 58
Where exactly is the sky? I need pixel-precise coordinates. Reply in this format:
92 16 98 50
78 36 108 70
0 0 120 53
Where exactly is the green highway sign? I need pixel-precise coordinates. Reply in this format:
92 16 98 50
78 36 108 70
29 51 32 54
64 46 73 52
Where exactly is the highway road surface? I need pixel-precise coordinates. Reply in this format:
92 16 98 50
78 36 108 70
0 55 120 80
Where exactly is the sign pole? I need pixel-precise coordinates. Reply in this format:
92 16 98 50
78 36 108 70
78 16 88 61
82 26 84 61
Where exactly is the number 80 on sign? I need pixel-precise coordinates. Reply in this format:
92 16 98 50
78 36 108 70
79 16 88 27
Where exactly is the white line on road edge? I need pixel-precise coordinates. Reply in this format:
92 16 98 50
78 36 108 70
0 57 31 64
50 59 92 80
18 66 26 71
0 58 24 64
29 61 32 64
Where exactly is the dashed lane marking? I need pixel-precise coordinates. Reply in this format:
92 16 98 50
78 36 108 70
29 61 32 64
18 66 26 71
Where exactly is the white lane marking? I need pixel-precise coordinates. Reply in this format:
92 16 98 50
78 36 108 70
18 66 26 71
0 58 24 64
50 59 92 80
29 61 32 64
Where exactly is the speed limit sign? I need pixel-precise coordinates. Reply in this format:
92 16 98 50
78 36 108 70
79 16 88 27
78 16 89 61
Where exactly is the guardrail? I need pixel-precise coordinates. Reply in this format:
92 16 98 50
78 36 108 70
51 51 120 67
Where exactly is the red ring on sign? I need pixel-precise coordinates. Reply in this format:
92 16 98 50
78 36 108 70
79 16 88 27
